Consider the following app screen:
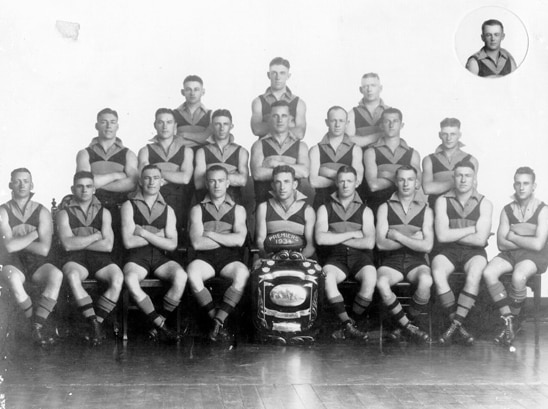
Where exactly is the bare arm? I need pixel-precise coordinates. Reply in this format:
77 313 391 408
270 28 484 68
57 210 102 252
496 209 518 251
76 149 125 188
351 145 364 186
86 208 114 252
25 207 53 256
346 109 356 137
120 201 148 249
100 150 139 192
388 207 434 253
0 207 39 253
250 140 272 181
506 207 548 252
228 147 249 187
315 205 361 245
309 146 333 189
250 97 270 137
434 197 476 243
363 148 393 192
193 148 207 190
344 206 375 250
290 99 306 140
457 198 492 247
136 206 178 251
466 57 479 75
292 141 310 179
188 205 219 250
422 155 452 195
204 205 247 248
302 206 316 258
255 202 268 257
162 147 193 185
376 203 402 251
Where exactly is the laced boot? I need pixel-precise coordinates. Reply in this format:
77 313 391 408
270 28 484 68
343 319 369 341
404 323 430 343
457 324 475 345
439 320 459 345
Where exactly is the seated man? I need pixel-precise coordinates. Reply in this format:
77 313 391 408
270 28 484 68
56 171 124 345
121 165 187 342
309 106 363 210
483 167 548 346
187 165 249 341
315 166 375 340
0 168 63 346
255 165 315 259
194 109 249 205
432 160 492 345
376 165 433 343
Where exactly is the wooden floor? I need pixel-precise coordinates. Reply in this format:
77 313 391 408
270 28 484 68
1 319 548 409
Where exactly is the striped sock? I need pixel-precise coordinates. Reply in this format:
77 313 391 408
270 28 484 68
136 296 164 327
194 288 215 319
33 296 57 326
509 285 527 317
438 290 456 319
408 293 430 320
18 297 33 319
162 295 180 317
76 295 96 320
487 282 511 316
352 294 371 316
215 287 243 324
385 294 410 328
328 295 350 323
454 291 477 323
95 295 117 323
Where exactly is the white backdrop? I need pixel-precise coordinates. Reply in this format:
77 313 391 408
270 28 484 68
1 0 547 288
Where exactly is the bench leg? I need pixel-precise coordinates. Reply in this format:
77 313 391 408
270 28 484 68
122 288 129 341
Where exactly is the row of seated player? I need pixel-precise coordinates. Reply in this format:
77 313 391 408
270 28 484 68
1 160 545 349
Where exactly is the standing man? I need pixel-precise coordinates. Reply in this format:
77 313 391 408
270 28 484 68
187 166 249 341
376 165 433 343
138 108 194 243
0 168 63 346
466 19 517 78
432 160 492 345
250 100 310 206
76 108 139 262
56 171 124 345
194 109 249 205
422 118 479 209
250 57 307 139
121 165 187 342
315 166 375 340
483 167 548 345
346 73 389 148
363 108 421 214
255 165 315 259
173 75 213 147
309 106 363 210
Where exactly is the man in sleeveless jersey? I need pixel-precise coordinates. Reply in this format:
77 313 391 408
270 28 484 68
121 165 187 342
56 172 124 345
309 106 363 210
255 165 315 259
466 19 516 78
422 118 479 209
251 57 307 139
138 108 194 245
363 108 421 214
194 109 249 205
0 168 63 346
346 73 389 148
483 167 548 345
432 160 492 345
251 100 310 206
376 165 433 343
173 75 213 147
187 166 249 342
315 166 375 340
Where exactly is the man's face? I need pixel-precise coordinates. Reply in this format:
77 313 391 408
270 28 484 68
267 64 290 91
513 173 536 202
206 169 229 199
212 116 233 141
360 77 382 102
182 81 205 105
326 109 347 137
72 178 95 202
439 126 461 150
154 113 176 140
336 171 358 199
9 172 33 199
270 106 291 134
481 24 505 51
141 168 163 195
272 172 297 201
453 166 475 194
95 113 119 140
381 113 403 138
396 169 418 197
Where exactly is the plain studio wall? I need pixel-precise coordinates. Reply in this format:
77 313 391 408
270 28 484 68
1 0 547 294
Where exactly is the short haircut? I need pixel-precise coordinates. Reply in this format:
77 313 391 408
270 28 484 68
327 105 347 118
515 166 536 183
73 171 94 185
10 167 31 179
361 72 380 80
395 165 418 178
269 57 290 69
482 19 504 32
141 164 162 175
454 159 476 172
336 165 357 178
381 107 403 121
271 100 290 110
155 108 175 121
440 117 461 129
212 109 233 121
206 164 229 179
183 75 203 86
97 108 118 120
272 165 296 180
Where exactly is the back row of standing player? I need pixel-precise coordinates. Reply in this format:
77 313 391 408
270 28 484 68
1 57 546 347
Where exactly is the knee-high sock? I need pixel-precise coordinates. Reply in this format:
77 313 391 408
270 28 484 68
454 291 477 323
352 294 371 316
33 296 57 327
96 295 117 323
76 295 96 321
509 285 527 317
215 286 243 324
438 290 456 319
162 295 180 318
18 297 33 319
136 295 164 327
328 294 350 324
385 294 410 328
408 293 430 320
194 288 215 319
487 282 511 317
